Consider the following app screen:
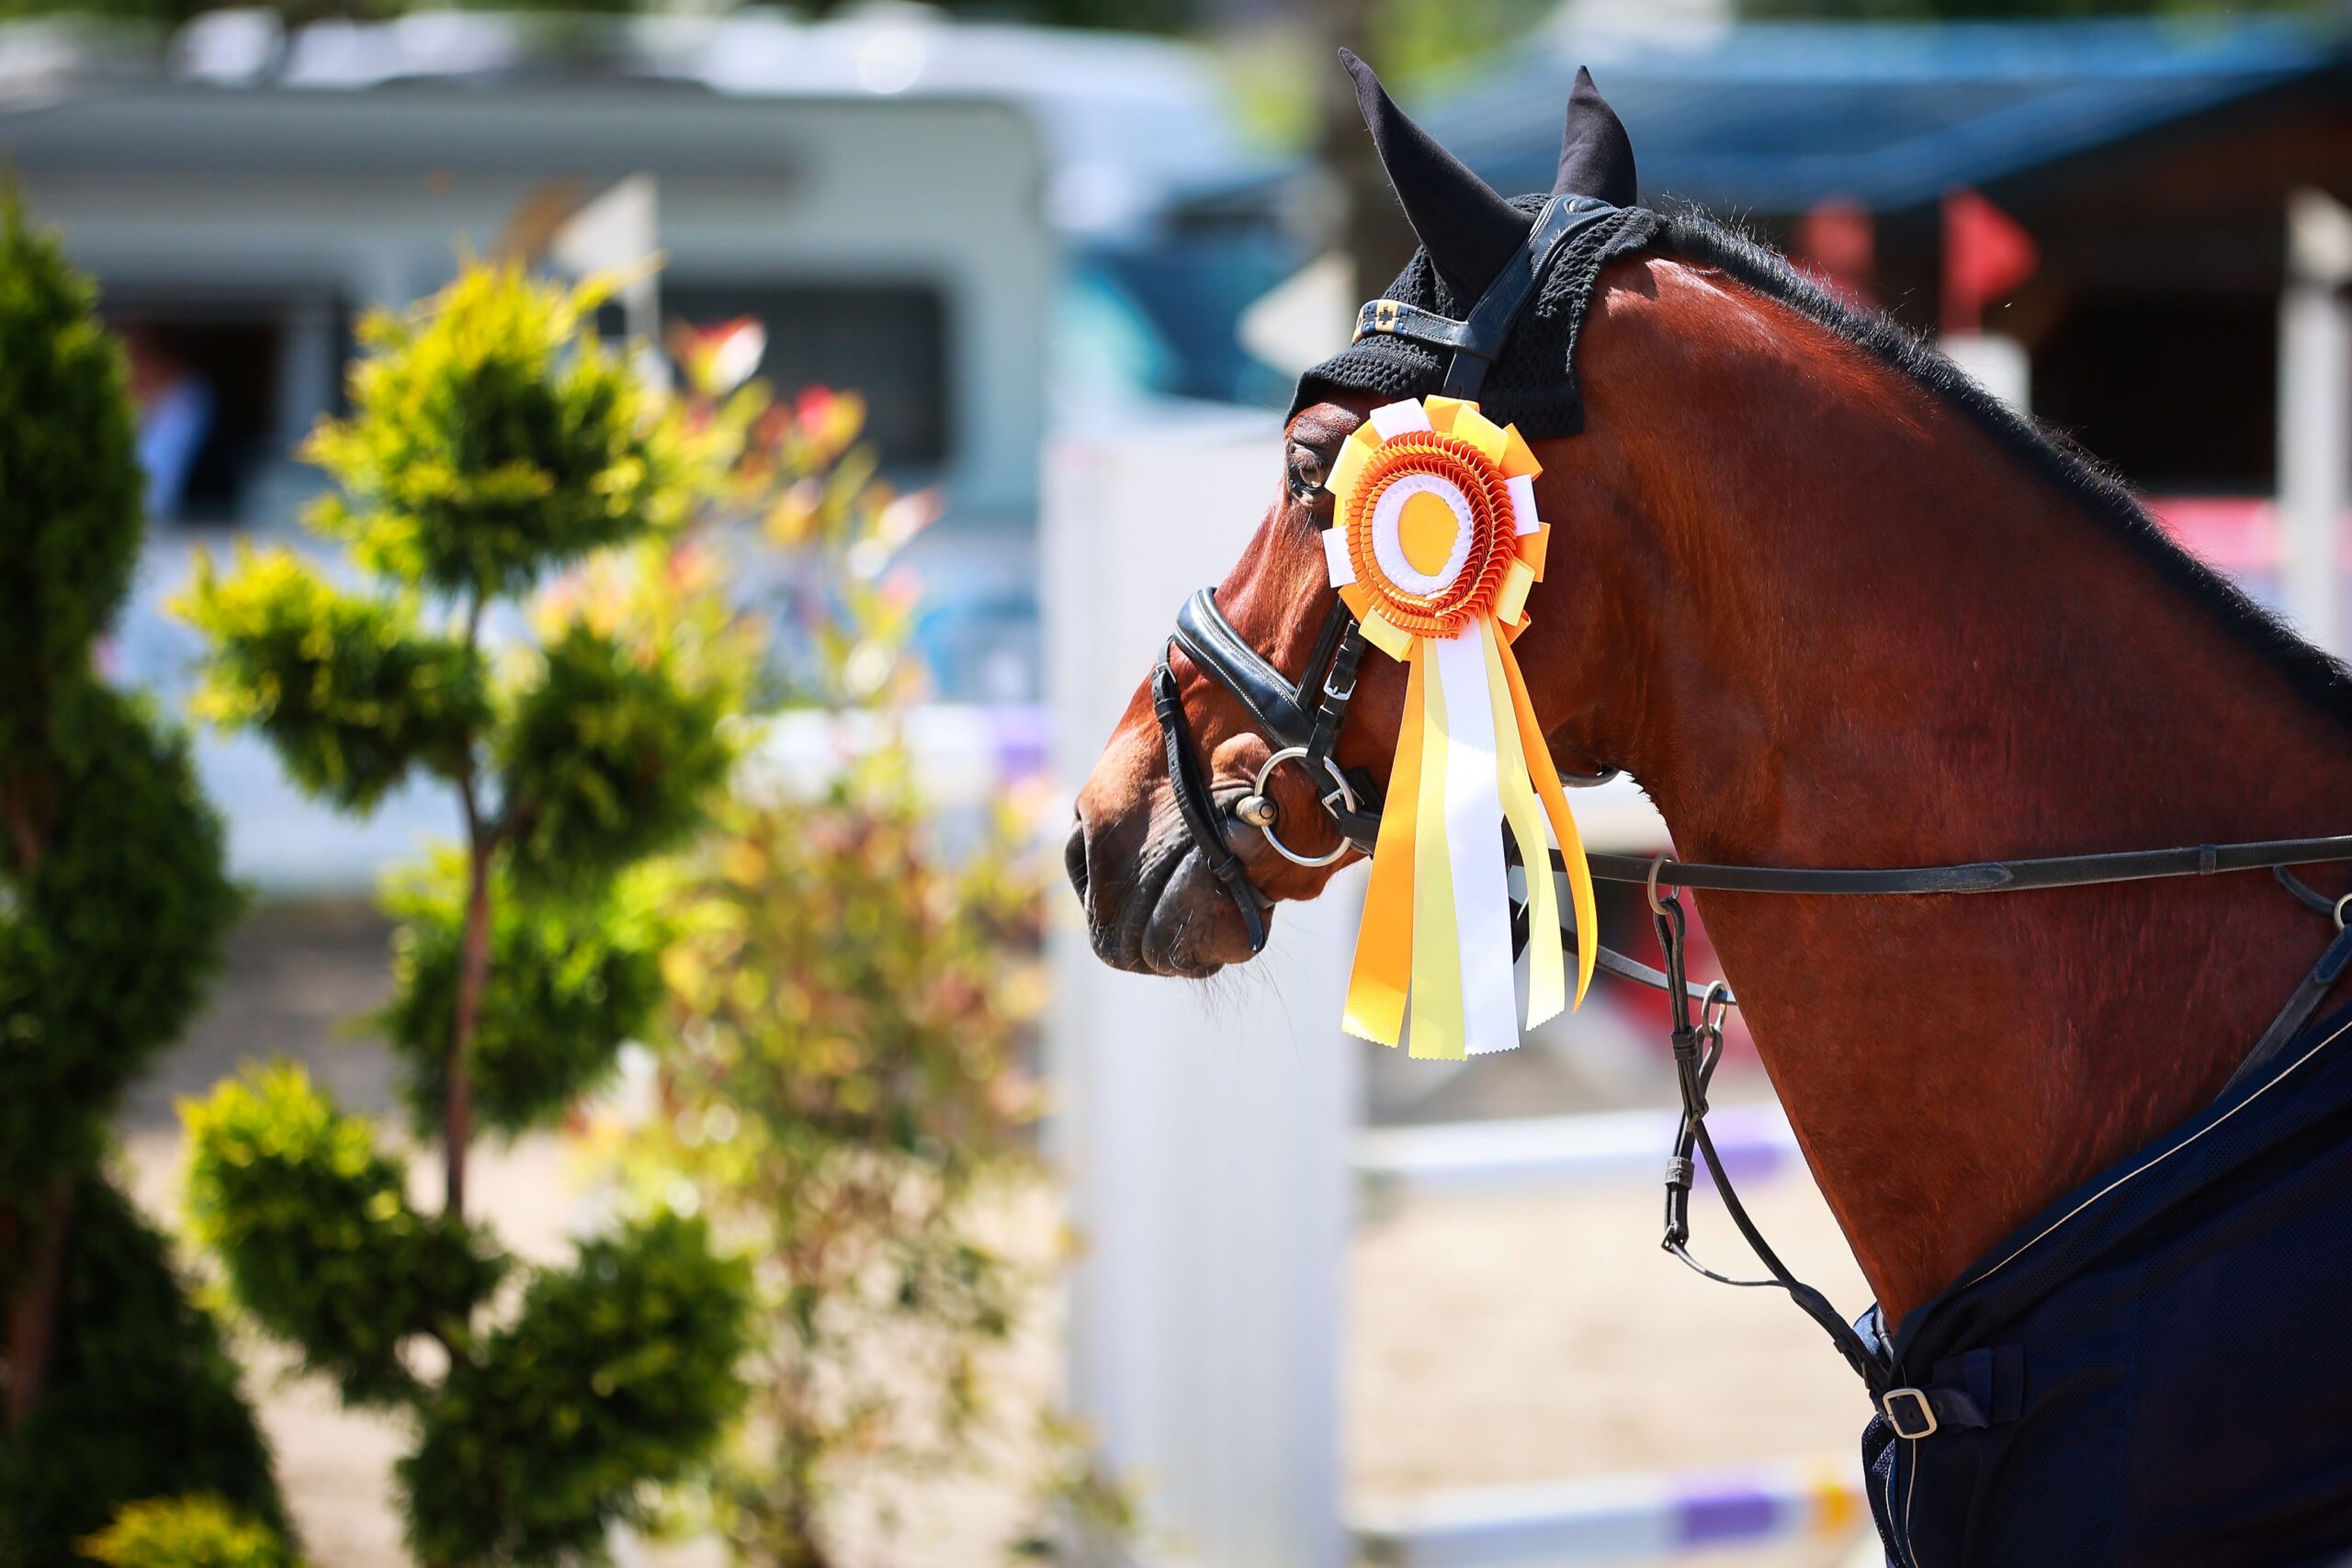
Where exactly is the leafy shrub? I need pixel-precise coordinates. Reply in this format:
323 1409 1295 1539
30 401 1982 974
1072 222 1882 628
401 1213 752 1567
378 856 667 1137
180 260 752 1562
76 1495 297 1568
304 263 693 601
181 547 487 810
605 341 1101 1566
0 181 280 1562
0 185 141 761
0 1181 284 1568
183 1064 503 1407
634 774 1046 1566
0 683 241 1198
497 622 735 888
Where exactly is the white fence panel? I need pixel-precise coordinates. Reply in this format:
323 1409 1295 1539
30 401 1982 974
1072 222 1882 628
1356 1104 1803 1200
1044 410 1354 1568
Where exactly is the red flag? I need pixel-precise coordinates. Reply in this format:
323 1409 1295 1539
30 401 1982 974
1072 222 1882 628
1942 188 2038 336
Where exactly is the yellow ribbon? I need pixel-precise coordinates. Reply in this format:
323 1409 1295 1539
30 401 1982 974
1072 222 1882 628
1406 635 1464 1060
1482 616 1566 1025
1343 642 1423 1046
1499 636 1597 1005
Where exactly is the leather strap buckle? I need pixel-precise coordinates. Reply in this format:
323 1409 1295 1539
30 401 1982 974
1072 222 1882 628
1882 1387 1939 1440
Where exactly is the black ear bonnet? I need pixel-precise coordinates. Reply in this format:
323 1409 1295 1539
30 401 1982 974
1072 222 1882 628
1291 58 1660 440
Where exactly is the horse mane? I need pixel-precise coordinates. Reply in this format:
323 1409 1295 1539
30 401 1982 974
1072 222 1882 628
1654 209 2352 739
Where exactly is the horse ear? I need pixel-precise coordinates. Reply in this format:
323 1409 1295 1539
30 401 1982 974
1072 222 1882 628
1554 66 1637 207
1340 49 1532 299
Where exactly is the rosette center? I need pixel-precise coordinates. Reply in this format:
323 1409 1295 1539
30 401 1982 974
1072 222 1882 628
1397 490 1461 577
1369 474 1477 597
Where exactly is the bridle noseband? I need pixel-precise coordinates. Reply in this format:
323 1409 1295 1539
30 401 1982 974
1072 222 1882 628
1145 190 2352 1411
1149 589 1377 954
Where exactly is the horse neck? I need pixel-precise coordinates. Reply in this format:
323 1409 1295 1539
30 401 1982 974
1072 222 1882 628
1543 257 2352 1329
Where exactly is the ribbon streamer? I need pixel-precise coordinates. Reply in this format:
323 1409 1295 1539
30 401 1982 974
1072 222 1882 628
1332 396 1597 1059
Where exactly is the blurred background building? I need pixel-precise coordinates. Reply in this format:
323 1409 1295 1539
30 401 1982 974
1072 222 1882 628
13 6 2348 718
1 7 1231 707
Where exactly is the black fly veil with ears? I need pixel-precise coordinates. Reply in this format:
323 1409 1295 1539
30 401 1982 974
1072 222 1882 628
1289 55 1661 438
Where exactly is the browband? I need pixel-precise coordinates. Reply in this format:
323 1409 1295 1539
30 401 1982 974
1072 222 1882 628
1353 195 1623 400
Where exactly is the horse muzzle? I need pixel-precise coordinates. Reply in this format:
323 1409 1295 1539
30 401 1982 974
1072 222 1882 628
1065 811 1265 978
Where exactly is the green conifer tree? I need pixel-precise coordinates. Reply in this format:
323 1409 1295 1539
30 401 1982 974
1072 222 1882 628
180 262 752 1566
0 186 286 1564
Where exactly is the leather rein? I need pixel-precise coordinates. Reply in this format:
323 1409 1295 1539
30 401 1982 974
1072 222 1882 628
1148 192 2352 1418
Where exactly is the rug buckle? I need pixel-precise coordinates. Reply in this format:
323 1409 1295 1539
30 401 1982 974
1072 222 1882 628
1883 1387 1939 1439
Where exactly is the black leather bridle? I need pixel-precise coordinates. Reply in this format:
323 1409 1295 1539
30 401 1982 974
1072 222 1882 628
1149 591 1374 956
1148 191 2352 1419
1150 194 1628 953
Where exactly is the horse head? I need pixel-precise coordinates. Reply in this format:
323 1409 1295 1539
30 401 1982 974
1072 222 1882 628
1067 54 1637 978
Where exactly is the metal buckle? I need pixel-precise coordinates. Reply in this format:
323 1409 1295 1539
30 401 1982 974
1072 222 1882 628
1882 1388 1939 1440
1233 746 1359 868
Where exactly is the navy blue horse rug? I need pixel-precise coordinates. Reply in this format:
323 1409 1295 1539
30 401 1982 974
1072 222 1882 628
1858 1001 2352 1566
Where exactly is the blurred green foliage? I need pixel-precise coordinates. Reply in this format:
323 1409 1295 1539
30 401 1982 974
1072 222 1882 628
305 264 694 603
378 855 667 1136
0 682 241 1198
591 327 1136 1565
76 1495 298 1568
0 185 285 1567
174 275 1106 1568
651 766 1041 1184
401 1213 752 1567
627 770 1047 1566
497 622 736 888
0 189 141 761
0 188 242 1201
179 261 753 1565
183 1064 505 1407
1 1181 288 1566
182 547 487 811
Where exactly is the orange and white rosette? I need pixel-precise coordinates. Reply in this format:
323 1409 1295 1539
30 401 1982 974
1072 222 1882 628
1326 396 1597 1058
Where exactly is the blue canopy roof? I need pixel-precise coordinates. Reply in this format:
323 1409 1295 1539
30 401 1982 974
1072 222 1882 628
1407 17 2339 214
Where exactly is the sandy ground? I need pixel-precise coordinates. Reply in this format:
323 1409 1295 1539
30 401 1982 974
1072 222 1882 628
1351 1183 1876 1568
110 904 1879 1568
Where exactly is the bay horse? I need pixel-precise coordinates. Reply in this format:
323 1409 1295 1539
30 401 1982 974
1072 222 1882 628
1069 54 2352 1568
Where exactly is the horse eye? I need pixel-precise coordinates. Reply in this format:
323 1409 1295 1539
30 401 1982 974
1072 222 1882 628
1287 446 1333 510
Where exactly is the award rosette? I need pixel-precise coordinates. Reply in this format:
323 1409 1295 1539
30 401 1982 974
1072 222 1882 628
1325 396 1598 1058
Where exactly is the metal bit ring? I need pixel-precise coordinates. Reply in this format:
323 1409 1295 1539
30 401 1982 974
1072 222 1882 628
1233 747 1357 868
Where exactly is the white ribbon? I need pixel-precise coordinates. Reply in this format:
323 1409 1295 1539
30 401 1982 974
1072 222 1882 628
1430 624 1520 1055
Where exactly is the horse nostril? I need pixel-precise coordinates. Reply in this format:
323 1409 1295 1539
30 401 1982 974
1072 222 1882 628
1064 818 1091 904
